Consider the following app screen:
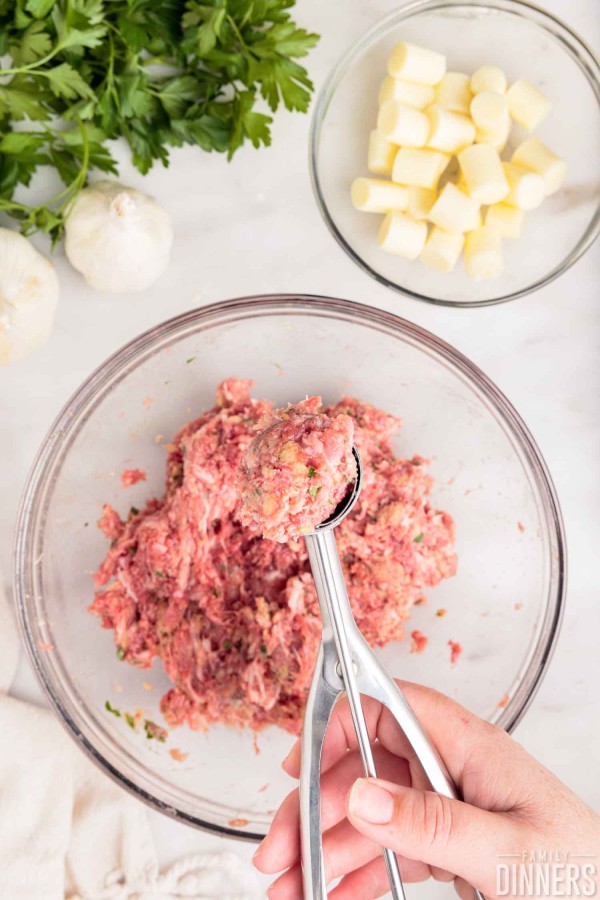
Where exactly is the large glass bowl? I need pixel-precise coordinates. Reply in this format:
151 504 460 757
14 295 565 840
310 0 600 306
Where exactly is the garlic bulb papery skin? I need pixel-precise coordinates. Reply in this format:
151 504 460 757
64 181 174 293
0 228 60 366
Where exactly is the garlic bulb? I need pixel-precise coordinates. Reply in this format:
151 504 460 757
64 181 173 293
0 229 60 366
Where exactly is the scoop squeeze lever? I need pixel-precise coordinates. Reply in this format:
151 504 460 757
300 446 485 900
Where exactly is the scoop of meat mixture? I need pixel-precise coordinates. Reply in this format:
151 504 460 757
90 379 456 736
238 396 355 542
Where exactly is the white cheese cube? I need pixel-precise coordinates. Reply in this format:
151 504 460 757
454 189 483 236
458 144 509 204
378 77 435 109
435 72 472 115
387 41 446 86
470 91 509 134
474 122 510 153
464 225 503 280
367 130 398 176
470 207 483 230
511 138 567 195
408 186 438 219
470 66 507 96
420 226 465 272
438 156 460 188
351 177 410 213
485 203 526 239
456 172 469 193
377 101 430 147
427 105 475 154
506 78 552 131
378 211 428 259
428 182 480 233
502 162 545 210
392 147 451 189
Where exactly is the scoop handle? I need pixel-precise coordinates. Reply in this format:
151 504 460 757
304 527 485 900
300 640 338 899
305 530 407 900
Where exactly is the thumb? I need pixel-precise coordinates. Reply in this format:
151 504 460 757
347 777 518 893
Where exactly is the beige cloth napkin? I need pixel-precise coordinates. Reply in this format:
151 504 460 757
0 573 263 900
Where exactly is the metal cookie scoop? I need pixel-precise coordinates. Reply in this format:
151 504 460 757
301 446 484 900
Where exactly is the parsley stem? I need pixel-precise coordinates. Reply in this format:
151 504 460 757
34 122 89 214
0 40 68 77
0 121 90 235
106 34 115 91
61 120 90 216
0 198 33 214
226 16 250 55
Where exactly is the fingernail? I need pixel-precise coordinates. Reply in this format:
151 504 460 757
349 778 395 825
252 844 263 864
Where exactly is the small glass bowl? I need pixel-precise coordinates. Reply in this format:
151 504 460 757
310 0 600 306
14 295 566 839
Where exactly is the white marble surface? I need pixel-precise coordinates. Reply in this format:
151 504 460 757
2 0 599 896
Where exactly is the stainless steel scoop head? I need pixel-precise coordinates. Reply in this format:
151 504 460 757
312 446 363 532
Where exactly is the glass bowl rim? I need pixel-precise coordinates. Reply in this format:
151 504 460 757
13 293 567 837
309 0 600 308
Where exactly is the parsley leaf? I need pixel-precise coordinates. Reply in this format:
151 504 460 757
26 0 57 19
12 21 52 63
0 80 53 120
0 0 318 241
0 132 49 192
105 699 121 717
44 62 95 101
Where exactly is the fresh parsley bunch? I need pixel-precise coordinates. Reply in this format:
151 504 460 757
0 0 319 244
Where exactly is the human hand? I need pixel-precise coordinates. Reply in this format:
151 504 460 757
254 681 600 898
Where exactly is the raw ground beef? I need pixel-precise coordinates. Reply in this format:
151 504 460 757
121 468 147 488
90 379 456 735
238 396 355 541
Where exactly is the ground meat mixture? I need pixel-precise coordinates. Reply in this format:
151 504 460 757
90 379 456 736
121 468 147 488
238 396 355 542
